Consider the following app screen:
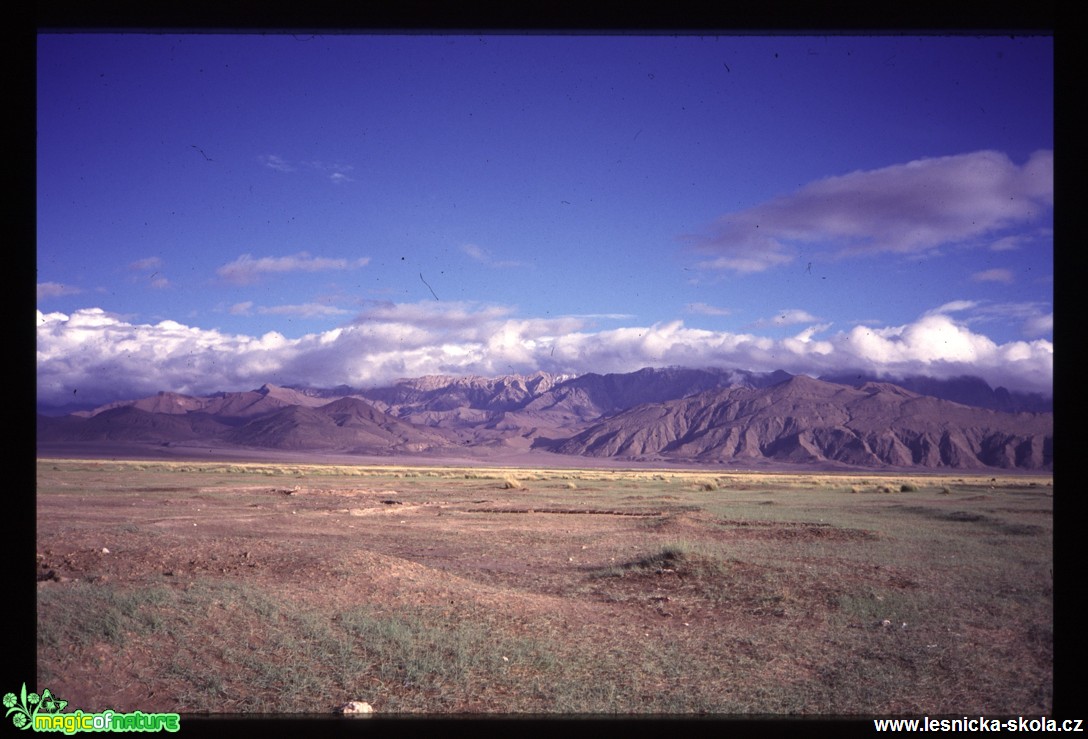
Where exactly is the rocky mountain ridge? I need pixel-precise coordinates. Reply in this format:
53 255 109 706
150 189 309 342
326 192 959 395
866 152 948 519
37 368 1053 470
541 375 1051 470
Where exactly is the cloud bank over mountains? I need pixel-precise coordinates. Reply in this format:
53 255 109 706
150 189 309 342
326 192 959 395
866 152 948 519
37 300 1052 409
37 148 1053 410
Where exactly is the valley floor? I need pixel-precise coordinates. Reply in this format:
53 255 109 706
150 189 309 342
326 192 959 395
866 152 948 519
35 458 1054 718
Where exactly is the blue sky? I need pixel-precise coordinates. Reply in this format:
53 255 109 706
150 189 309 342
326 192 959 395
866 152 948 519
36 33 1053 409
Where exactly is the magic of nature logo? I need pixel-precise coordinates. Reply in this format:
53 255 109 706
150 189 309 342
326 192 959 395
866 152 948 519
4 684 179 733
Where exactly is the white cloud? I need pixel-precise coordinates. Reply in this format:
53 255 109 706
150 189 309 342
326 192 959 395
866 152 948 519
685 302 733 316
351 300 515 331
925 300 979 316
836 315 1052 393
462 244 488 263
460 243 530 269
686 149 1053 274
569 313 637 321
1022 313 1053 338
782 324 835 357
926 299 1051 340
990 235 1025 252
37 282 82 301
36 302 1054 408
129 257 163 272
125 257 171 289
971 268 1014 284
260 155 355 183
216 252 370 284
259 154 295 172
256 303 353 318
752 309 822 328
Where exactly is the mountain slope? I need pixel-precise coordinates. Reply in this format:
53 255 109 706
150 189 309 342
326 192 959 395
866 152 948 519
547 375 1052 470
40 406 231 443
223 396 453 453
359 372 571 415
36 370 1053 470
819 372 1052 413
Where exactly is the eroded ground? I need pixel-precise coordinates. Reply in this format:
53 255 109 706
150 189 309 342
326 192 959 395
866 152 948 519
36 460 1054 716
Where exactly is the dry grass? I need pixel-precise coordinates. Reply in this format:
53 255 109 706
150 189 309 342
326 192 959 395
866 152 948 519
36 458 1053 716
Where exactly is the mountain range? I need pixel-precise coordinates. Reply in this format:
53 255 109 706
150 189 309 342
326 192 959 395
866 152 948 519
36 368 1053 471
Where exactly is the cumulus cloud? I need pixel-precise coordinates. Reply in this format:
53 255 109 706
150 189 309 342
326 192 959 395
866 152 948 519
216 252 370 284
686 149 1053 274
36 301 1053 408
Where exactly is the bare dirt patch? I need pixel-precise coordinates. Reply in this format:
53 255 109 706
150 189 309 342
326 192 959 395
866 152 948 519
36 459 1053 716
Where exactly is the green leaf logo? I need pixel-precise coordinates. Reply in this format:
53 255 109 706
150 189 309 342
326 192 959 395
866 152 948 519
39 689 68 714
4 684 68 730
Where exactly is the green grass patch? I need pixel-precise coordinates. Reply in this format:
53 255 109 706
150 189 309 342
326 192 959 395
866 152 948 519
37 581 172 648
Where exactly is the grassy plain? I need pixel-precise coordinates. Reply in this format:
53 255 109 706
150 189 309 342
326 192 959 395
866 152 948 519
36 459 1053 716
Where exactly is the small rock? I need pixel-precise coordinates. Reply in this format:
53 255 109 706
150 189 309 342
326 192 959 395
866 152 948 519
881 619 892 628
339 701 373 716
101 548 110 554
